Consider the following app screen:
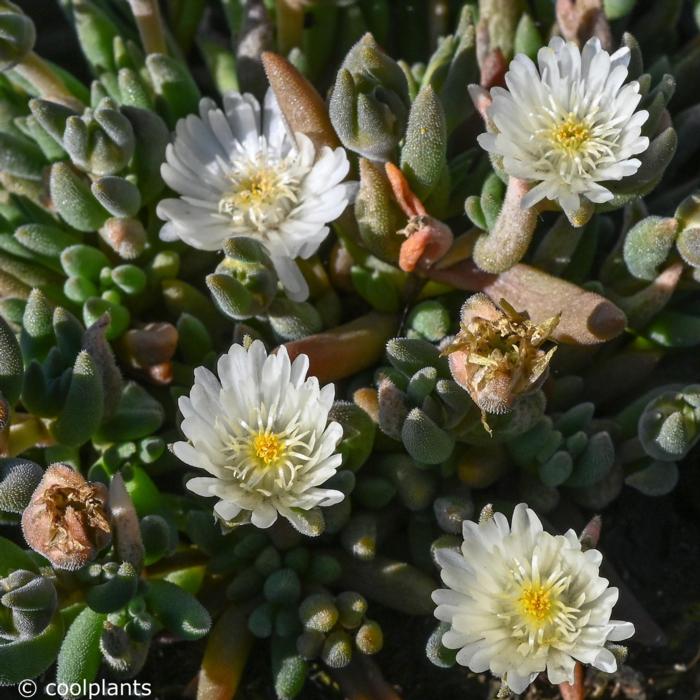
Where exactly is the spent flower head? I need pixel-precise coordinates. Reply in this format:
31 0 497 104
21 464 111 571
173 340 344 533
432 503 634 694
474 36 649 223
443 294 558 416
157 89 355 301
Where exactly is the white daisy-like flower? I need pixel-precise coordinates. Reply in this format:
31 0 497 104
432 503 634 694
157 89 355 301
173 340 344 531
475 37 649 220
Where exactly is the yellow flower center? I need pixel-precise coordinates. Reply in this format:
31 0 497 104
518 583 553 625
228 170 284 209
550 115 591 153
218 154 301 232
252 432 284 466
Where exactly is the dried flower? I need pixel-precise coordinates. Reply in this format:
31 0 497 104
21 464 111 570
432 503 634 694
443 294 558 417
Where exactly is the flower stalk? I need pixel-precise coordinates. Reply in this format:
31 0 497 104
472 177 538 273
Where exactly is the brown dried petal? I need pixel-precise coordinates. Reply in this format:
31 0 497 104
444 294 558 415
21 464 111 571
398 216 454 273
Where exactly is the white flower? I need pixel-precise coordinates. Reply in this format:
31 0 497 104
157 90 355 301
475 37 649 221
173 340 344 531
432 503 634 694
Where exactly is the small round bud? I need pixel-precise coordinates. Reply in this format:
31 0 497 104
299 593 339 633
321 628 353 668
354 619 383 655
336 591 368 630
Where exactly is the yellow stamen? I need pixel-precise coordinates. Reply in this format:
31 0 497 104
219 163 298 221
252 432 284 466
518 584 553 625
551 115 591 153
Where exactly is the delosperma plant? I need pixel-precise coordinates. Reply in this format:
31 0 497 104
0 0 698 698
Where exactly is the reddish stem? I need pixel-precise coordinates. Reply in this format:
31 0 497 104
559 661 585 700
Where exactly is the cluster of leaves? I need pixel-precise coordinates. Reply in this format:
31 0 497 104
0 0 699 698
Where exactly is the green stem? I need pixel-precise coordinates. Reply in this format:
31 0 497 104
174 0 207 53
275 0 304 55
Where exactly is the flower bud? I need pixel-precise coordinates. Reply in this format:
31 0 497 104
444 294 558 416
21 463 111 570
329 33 410 161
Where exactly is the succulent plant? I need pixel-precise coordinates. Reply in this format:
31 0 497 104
0 0 697 698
